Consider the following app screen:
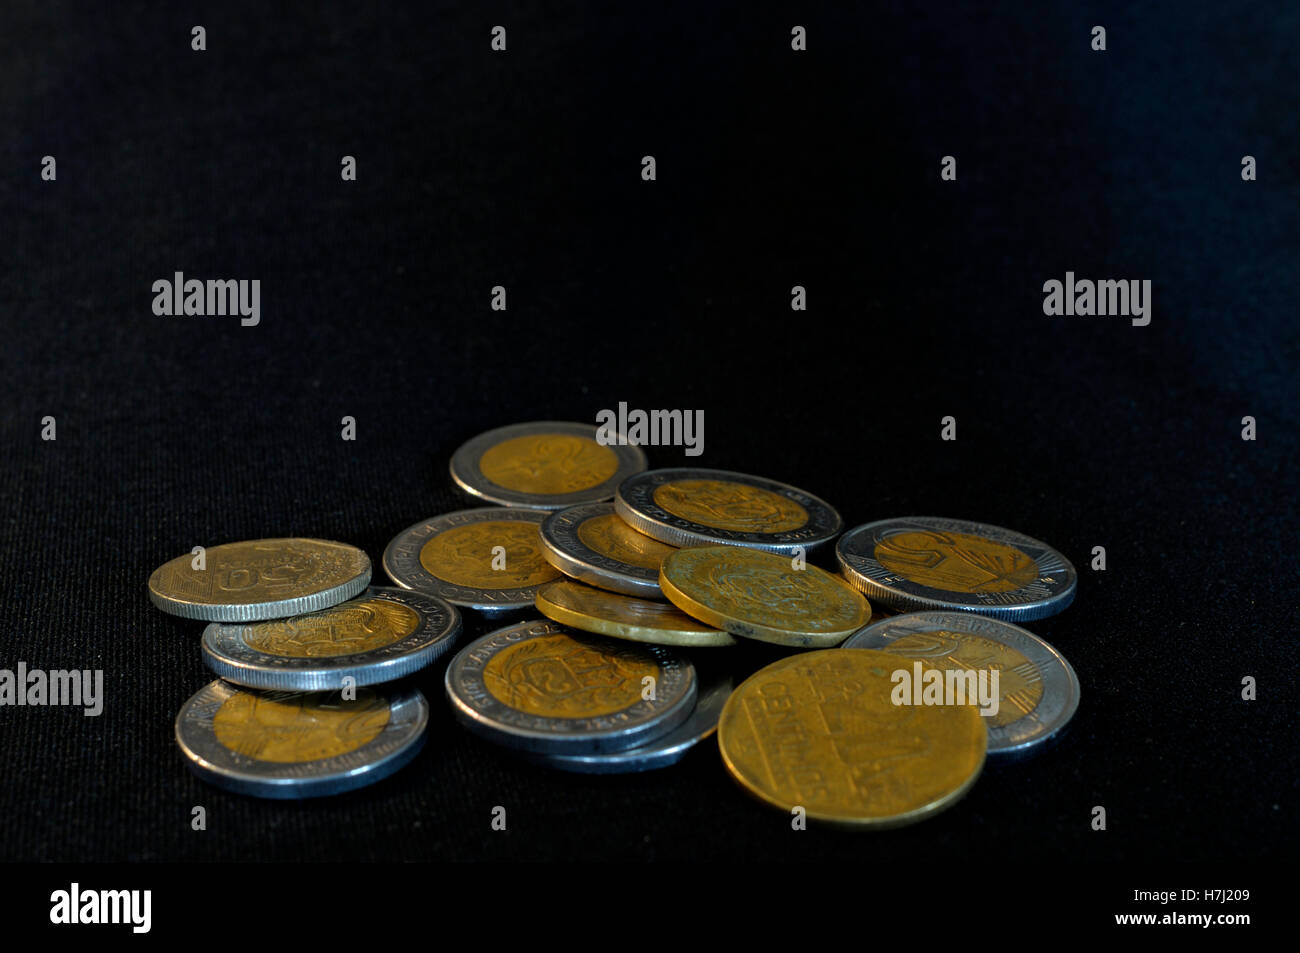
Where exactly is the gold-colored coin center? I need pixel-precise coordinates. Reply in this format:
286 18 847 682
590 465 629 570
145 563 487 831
152 539 364 606
576 513 675 570
482 633 658 718
213 689 390 763
419 521 560 589
652 480 808 533
874 530 1039 593
478 434 619 495
242 597 420 658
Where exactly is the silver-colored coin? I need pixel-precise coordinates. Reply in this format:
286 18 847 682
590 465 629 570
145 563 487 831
201 587 462 691
844 611 1079 757
836 517 1077 621
444 618 697 755
382 507 560 615
174 680 428 798
148 538 372 622
449 420 647 510
540 502 674 598
614 467 842 554
525 674 733 774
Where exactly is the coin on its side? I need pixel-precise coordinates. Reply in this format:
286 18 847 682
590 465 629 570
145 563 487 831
383 508 561 614
660 546 871 647
540 502 676 598
148 538 371 622
175 680 428 798
844 611 1080 757
450 420 647 510
718 649 987 828
201 586 462 691
535 580 736 648
836 517 1076 621
615 467 842 554
445 619 697 754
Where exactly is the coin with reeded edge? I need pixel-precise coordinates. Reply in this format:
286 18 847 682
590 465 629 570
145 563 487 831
383 507 561 614
444 619 697 754
525 674 734 774
201 586 462 691
540 502 676 598
614 467 842 554
450 420 647 510
659 546 871 647
718 649 986 828
148 538 371 622
174 680 428 798
836 517 1077 621
844 611 1080 757
535 580 736 647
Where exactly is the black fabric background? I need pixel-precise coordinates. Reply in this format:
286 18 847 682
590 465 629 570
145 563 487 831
1 1 1296 865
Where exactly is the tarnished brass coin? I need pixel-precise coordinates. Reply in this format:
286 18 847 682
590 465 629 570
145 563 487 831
535 580 736 647
718 649 987 828
660 546 871 647
540 502 677 598
450 421 647 510
148 538 371 622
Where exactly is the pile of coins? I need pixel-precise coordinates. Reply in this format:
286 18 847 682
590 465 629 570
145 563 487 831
150 419 1081 826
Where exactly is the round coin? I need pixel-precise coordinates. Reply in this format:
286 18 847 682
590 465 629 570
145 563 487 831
201 586 462 691
660 546 871 647
449 420 647 510
718 649 987 828
175 680 428 798
535 580 736 647
836 517 1077 621
614 467 842 554
540 502 676 598
844 611 1080 757
148 538 371 622
383 507 561 614
444 619 697 754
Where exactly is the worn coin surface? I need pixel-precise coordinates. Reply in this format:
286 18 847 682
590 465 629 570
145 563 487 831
844 611 1080 756
450 420 647 510
535 580 736 647
444 619 697 754
660 546 871 647
201 586 462 691
615 468 842 554
540 502 676 598
836 517 1077 621
527 674 734 774
718 649 986 828
148 538 371 622
383 507 561 614
175 680 428 798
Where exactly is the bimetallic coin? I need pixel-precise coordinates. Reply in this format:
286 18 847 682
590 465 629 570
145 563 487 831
718 649 986 828
541 502 676 598
660 546 871 647
175 680 427 798
450 420 647 510
836 517 1077 621
526 674 734 774
844 611 1080 757
383 508 561 614
615 467 842 554
201 587 462 691
148 538 371 622
445 619 697 754
535 580 736 648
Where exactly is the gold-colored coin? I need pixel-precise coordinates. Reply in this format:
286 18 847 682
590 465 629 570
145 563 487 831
660 546 872 647
718 649 987 828
479 434 620 496
242 596 421 658
418 520 560 589
652 479 809 534
577 513 676 572
535 580 737 647
212 688 390 763
874 530 1040 594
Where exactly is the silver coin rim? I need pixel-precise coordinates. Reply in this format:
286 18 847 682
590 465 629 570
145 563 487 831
540 502 668 598
174 680 428 798
614 467 842 554
449 420 648 510
842 610 1080 755
835 517 1077 621
444 618 697 754
382 507 554 612
200 586 463 691
148 539 372 622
